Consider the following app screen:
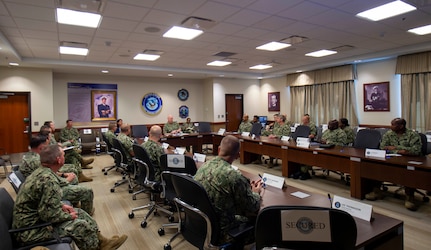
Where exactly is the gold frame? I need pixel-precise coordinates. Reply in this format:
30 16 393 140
91 90 117 121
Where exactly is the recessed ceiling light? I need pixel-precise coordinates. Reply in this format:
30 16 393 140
133 53 160 61
305 49 337 57
101 70 109 73
408 24 431 35
249 64 272 70
163 26 203 40
296 70 303 73
9 62 19 66
207 60 232 67
356 1 416 21
56 8 102 28
59 46 88 56
256 41 291 51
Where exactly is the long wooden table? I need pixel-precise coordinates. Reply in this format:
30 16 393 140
241 171 403 250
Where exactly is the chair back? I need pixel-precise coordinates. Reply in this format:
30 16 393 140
132 144 156 183
101 132 114 154
315 126 323 142
255 206 357 250
170 172 221 249
251 122 262 137
0 188 15 249
7 169 26 193
132 125 148 138
292 125 311 140
198 122 211 133
418 133 428 156
79 129 97 150
353 129 381 149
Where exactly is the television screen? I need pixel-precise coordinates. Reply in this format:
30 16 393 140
259 116 267 127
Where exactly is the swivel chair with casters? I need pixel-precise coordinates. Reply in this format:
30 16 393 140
255 205 357 250
168 172 254 250
157 154 198 247
132 124 149 139
250 122 262 137
101 133 116 175
291 125 310 141
110 138 135 193
197 122 213 154
128 145 173 229
0 187 74 250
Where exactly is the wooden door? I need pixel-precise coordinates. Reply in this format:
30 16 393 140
225 94 243 132
0 92 31 153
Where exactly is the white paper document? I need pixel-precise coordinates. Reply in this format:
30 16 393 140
193 153 206 162
290 191 310 199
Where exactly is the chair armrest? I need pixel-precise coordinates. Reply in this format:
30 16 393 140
9 222 52 234
228 222 254 239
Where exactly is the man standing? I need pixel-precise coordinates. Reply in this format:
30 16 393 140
365 118 422 211
13 144 127 250
163 114 181 135
97 96 111 118
194 135 262 244
238 114 252 133
141 125 165 182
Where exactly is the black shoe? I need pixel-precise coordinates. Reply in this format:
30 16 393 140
289 172 301 179
300 172 311 180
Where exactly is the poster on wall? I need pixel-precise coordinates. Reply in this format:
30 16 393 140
67 83 117 122
91 90 116 121
364 82 390 111
268 92 280 111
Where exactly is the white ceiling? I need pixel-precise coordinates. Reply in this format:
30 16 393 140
0 0 431 79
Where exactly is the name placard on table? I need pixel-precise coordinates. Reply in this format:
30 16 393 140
332 195 373 221
262 173 285 189
365 148 386 158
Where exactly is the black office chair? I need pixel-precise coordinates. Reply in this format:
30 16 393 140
110 138 135 193
255 205 357 250
291 125 311 141
128 145 174 228
197 122 212 154
78 128 97 153
169 172 254 250
7 169 25 193
250 122 262 137
101 132 116 175
157 154 198 247
132 124 149 139
0 187 74 250
353 129 382 149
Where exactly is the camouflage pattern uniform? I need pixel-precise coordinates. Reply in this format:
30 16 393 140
18 152 93 213
163 122 180 134
60 127 80 146
104 130 116 146
117 132 134 163
238 120 252 133
194 157 261 243
13 167 99 250
141 140 164 181
262 121 280 136
380 129 421 155
322 128 347 146
181 122 195 133
342 126 355 145
49 134 82 175
305 121 317 138
272 123 292 137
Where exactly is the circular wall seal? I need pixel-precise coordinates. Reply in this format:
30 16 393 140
142 92 163 115
178 88 189 101
179 105 189 118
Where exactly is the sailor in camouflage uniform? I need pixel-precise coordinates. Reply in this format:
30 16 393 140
13 144 127 250
301 114 317 140
339 118 355 145
238 114 252 133
194 135 262 245
321 119 347 146
181 117 195 133
104 121 117 146
117 123 135 164
366 118 422 211
163 114 181 135
141 125 165 182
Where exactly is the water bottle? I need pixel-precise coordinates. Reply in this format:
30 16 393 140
95 136 101 155
78 138 82 149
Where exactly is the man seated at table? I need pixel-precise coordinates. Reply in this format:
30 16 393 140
141 125 164 182
194 135 262 245
104 121 117 146
164 114 181 135
321 119 347 146
181 117 195 133
117 123 135 163
13 144 127 250
339 118 355 145
365 118 422 211
301 114 317 140
238 114 252 134
267 114 292 167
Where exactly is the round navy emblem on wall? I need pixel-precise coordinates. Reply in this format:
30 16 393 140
178 88 189 101
179 105 189 118
142 93 163 115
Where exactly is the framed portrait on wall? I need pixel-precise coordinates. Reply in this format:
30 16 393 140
91 90 117 121
364 82 390 112
268 92 280 111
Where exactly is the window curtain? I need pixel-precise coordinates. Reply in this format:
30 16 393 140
396 51 431 131
287 65 358 126
290 80 359 126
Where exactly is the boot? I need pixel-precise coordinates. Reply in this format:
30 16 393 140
98 232 128 250
78 173 93 182
365 187 384 201
81 157 94 169
405 195 418 211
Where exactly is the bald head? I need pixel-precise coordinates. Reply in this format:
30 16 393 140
121 123 131 134
218 135 240 163
149 125 162 141
167 114 174 124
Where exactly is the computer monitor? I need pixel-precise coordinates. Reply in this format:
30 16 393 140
258 116 267 128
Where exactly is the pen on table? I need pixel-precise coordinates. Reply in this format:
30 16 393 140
258 174 266 188
327 193 332 208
